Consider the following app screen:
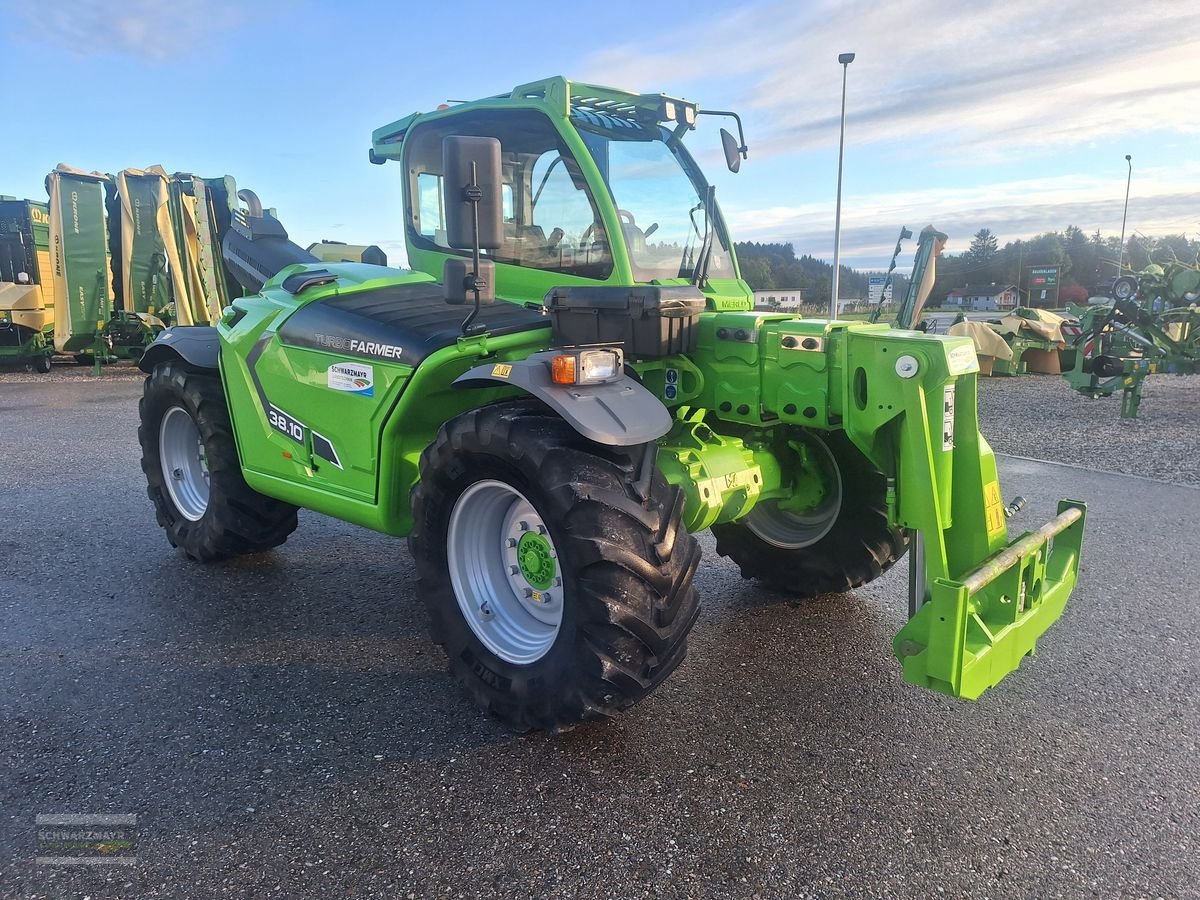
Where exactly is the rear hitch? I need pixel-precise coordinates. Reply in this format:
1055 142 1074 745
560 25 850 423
895 500 1086 699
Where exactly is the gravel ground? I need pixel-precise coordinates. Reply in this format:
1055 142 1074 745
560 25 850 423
0 358 145 385
977 373 1200 485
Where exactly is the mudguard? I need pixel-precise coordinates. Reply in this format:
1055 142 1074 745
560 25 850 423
138 326 220 373
454 351 671 446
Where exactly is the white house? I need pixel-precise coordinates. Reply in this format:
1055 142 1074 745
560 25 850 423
752 290 805 310
945 284 1018 311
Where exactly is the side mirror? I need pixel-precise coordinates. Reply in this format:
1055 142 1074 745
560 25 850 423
720 128 742 174
442 135 503 250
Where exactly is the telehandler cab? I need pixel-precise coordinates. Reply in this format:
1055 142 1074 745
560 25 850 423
137 77 1086 730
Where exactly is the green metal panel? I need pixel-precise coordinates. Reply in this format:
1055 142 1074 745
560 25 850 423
192 176 238 312
48 171 112 353
116 170 178 318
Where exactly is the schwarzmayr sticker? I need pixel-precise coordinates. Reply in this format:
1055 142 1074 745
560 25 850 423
327 361 374 397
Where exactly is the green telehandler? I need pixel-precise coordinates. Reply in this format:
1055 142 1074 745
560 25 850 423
136 77 1086 731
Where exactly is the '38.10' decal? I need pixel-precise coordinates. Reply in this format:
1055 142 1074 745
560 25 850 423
268 405 305 443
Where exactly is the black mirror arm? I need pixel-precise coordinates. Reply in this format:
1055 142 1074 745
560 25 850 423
696 109 749 158
460 161 486 335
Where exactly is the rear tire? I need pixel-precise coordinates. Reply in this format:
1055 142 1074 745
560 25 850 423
139 359 298 561
410 403 701 732
712 431 906 598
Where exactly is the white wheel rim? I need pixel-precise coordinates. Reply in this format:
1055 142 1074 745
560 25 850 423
745 436 842 550
159 405 210 522
447 480 563 665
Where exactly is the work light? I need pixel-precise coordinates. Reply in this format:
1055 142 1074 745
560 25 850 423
550 348 624 385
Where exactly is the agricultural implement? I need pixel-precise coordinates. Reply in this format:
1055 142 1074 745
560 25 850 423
136 77 1087 731
949 308 1067 377
0 197 55 372
1065 260 1200 417
43 165 246 369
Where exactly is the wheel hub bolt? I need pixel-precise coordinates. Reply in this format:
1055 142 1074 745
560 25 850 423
506 538 518 548
509 565 521 575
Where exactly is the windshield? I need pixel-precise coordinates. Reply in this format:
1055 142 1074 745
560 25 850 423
573 114 734 283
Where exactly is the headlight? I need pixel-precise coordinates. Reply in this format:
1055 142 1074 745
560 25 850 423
550 348 624 385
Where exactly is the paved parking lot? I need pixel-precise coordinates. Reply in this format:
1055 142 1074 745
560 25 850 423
1 369 1196 898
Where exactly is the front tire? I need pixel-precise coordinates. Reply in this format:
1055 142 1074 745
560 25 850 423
712 431 906 598
34 354 51 374
410 403 701 732
138 359 298 561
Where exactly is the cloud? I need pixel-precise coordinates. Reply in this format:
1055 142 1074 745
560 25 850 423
582 0 1200 158
5 0 283 62
580 0 1200 266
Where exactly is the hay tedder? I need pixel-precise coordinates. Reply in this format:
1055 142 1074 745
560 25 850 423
1065 259 1200 417
135 77 1087 730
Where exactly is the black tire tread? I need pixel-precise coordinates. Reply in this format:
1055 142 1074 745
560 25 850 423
138 359 298 562
712 431 906 599
409 402 701 732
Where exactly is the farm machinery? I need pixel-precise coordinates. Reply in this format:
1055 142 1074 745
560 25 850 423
136 77 1087 731
949 307 1068 377
0 198 55 371
41 165 245 369
1064 259 1200 417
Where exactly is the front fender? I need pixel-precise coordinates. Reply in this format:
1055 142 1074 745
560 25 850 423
454 352 671 446
138 326 220 373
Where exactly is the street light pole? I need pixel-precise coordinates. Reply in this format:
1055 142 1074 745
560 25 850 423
1118 154 1132 275
830 51 855 319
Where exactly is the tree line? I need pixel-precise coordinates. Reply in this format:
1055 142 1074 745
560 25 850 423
735 241 909 309
738 228 1200 309
934 227 1200 306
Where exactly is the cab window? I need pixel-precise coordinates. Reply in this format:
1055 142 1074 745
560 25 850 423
405 110 612 279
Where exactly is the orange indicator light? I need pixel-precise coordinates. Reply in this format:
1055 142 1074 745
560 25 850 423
551 355 577 385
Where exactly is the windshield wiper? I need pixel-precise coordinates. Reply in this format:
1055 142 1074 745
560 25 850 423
692 185 716 288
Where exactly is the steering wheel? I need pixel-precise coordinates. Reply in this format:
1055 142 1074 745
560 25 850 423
580 209 657 245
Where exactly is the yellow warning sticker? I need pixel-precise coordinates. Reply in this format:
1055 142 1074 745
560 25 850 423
984 481 1002 506
983 481 1006 535
492 364 512 378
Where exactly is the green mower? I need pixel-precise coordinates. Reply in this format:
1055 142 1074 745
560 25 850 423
137 77 1087 730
